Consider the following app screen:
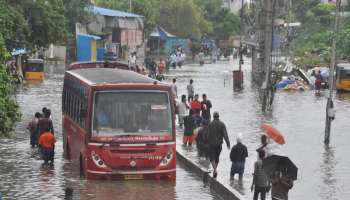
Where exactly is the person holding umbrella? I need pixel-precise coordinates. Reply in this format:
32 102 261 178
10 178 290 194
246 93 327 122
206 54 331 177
270 169 294 200
256 135 270 158
257 124 286 159
262 155 297 200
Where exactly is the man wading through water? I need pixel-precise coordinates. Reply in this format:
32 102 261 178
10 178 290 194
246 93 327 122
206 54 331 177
207 112 230 178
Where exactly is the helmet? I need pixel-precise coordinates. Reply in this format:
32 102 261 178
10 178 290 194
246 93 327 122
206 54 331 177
213 112 219 118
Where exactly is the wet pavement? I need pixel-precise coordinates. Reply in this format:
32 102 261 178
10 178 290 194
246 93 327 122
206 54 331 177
0 64 223 200
167 58 350 200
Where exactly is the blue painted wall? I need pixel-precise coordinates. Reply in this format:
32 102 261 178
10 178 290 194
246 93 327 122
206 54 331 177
165 38 188 55
97 48 105 61
77 35 92 62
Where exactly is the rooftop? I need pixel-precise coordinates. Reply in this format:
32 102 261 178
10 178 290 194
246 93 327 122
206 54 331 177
91 5 143 18
69 68 156 85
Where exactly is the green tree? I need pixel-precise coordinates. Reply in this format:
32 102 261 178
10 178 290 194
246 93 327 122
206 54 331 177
63 0 92 34
211 8 240 39
1 0 90 49
131 0 161 35
0 1 30 49
0 34 21 137
23 0 68 47
194 0 240 40
292 2 350 65
159 0 204 40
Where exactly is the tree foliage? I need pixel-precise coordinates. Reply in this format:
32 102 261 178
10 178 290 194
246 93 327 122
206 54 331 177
159 0 204 40
292 2 350 66
24 0 68 47
195 0 240 39
0 34 21 137
63 0 92 34
0 0 90 49
0 1 30 49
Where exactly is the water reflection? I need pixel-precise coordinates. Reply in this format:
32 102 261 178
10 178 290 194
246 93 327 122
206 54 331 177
336 92 350 102
320 145 337 200
79 180 176 200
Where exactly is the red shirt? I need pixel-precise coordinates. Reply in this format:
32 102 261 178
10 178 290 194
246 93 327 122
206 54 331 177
39 132 56 149
191 100 201 109
191 100 201 115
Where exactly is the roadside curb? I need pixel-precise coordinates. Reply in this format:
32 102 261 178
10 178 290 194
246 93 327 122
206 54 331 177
176 150 246 200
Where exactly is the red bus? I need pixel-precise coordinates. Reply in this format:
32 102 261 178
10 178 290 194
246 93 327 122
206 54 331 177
68 61 129 70
62 68 176 180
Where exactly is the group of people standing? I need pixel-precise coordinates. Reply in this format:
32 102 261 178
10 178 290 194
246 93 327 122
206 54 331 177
172 78 294 200
170 48 186 68
27 107 56 165
173 79 230 178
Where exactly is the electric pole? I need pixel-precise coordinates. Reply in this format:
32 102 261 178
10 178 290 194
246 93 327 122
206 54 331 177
234 0 245 91
261 0 274 112
325 0 340 144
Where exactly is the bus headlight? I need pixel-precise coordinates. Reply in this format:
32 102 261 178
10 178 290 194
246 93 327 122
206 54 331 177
91 151 107 168
159 149 174 167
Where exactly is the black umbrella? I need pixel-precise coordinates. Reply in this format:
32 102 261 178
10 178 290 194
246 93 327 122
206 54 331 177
262 155 298 180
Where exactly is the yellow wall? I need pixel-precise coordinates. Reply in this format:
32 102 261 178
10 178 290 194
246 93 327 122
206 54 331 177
91 40 97 61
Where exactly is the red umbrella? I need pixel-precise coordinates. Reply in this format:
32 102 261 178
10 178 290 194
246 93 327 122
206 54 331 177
261 124 286 145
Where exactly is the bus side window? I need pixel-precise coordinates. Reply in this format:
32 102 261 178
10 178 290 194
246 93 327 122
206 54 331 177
68 92 73 118
77 99 81 126
79 102 86 128
65 90 69 114
74 95 78 122
66 91 69 116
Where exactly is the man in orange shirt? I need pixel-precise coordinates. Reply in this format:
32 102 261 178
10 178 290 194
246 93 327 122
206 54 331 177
39 128 56 164
191 94 202 115
191 94 203 127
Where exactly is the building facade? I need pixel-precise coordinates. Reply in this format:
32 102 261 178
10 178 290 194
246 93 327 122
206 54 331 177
75 5 144 61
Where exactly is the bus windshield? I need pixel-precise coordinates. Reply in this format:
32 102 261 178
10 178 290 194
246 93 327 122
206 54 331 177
92 91 172 137
339 69 350 80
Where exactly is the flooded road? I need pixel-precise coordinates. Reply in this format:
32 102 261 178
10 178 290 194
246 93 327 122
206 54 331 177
0 64 223 200
168 58 350 200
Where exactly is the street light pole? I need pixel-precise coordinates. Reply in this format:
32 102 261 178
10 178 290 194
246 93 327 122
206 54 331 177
324 0 341 144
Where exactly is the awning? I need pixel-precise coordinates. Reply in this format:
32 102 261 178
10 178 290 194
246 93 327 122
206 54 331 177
91 5 143 18
149 26 177 40
77 33 101 40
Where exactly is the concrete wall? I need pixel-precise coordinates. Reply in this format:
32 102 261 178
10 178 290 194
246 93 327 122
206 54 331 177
45 44 66 61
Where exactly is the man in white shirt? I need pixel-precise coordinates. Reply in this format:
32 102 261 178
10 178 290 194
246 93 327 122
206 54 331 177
187 79 194 101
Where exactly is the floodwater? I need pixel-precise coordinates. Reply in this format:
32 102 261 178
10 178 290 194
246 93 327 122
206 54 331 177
167 58 350 200
0 64 223 200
